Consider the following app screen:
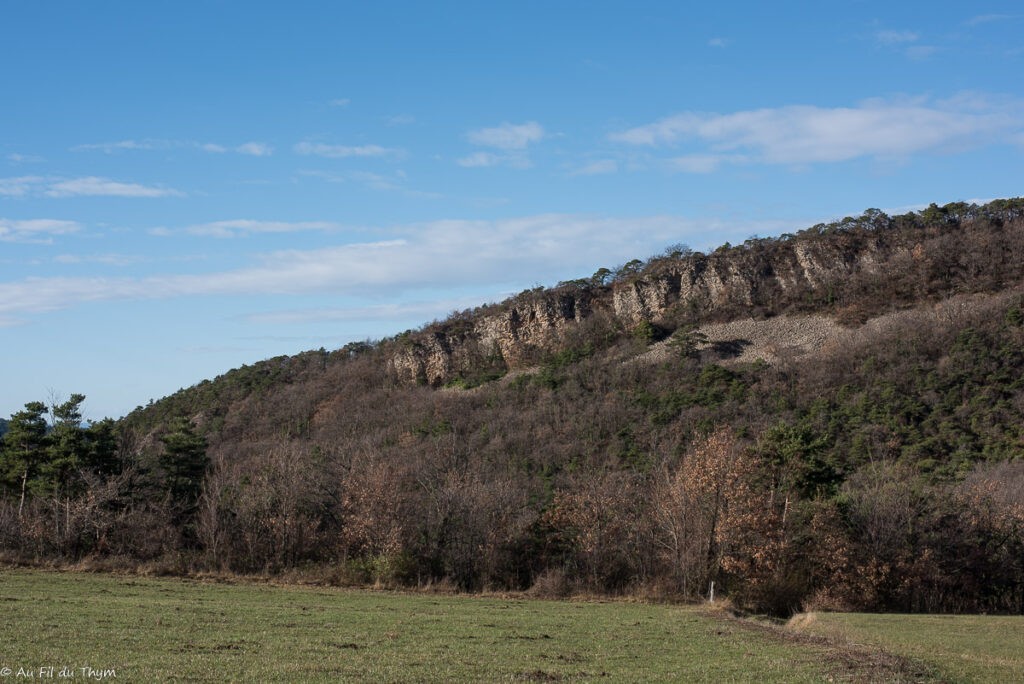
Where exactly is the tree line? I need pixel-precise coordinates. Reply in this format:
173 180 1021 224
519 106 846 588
3 293 1022 615
0 396 208 560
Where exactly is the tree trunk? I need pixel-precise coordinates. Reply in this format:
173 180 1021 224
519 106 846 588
18 469 28 518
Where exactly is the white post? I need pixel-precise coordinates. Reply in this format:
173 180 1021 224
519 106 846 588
708 580 715 603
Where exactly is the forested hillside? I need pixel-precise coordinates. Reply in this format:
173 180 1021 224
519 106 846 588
3 198 1024 616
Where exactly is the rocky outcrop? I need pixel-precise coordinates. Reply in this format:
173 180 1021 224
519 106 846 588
611 236 889 326
385 205 1024 386
611 271 681 322
388 332 459 387
476 290 597 364
388 290 600 385
387 237 885 385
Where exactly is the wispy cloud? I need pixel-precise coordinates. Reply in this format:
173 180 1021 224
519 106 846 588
236 142 274 156
707 37 729 48
0 214 773 318
71 139 166 153
875 29 919 45
72 138 274 156
0 218 81 243
345 171 441 198
330 98 351 108
53 253 142 266
45 177 184 198
466 121 545 150
185 219 342 238
456 152 504 168
347 171 401 191
2 175 182 198
966 14 1016 27
293 142 401 158
609 95 1024 167
871 28 936 60
0 176 45 197
386 114 416 126
460 121 545 168
905 45 938 60
570 159 618 176
6 153 45 164
669 154 733 174
299 169 442 199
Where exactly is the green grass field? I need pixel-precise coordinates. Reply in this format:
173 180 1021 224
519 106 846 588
0 569 932 682
789 612 1024 684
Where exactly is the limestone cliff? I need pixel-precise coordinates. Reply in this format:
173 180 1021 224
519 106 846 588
387 232 892 385
386 202 1024 386
388 289 602 385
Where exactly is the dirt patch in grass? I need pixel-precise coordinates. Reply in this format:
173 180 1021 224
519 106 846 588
711 610 940 683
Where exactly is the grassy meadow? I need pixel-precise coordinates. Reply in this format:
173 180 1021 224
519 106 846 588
789 611 1024 683
0 569 929 683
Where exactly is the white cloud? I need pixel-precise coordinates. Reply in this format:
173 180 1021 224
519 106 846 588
0 213 774 318
345 171 397 191
875 30 919 45
330 98 351 107
293 142 401 158
54 253 142 266
45 176 183 198
457 152 532 169
466 121 545 150
2 175 184 198
387 114 416 126
299 169 442 199
185 219 342 238
669 154 728 174
871 29 937 60
609 96 1024 166
6 153 44 164
71 139 164 153
459 121 545 169
570 159 618 176
966 14 1016 26
457 152 503 168
708 37 729 48
905 45 938 60
0 218 81 243
611 113 702 146
236 142 274 156
72 138 279 156
0 176 45 197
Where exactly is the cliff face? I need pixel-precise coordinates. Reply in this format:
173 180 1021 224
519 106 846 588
613 235 889 323
475 290 597 364
387 232 894 385
386 199 1024 387
388 290 600 385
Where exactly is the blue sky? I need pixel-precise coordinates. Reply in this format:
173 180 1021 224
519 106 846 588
2 1 1022 419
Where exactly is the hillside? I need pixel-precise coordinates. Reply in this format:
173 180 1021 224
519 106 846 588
4 198 1024 616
